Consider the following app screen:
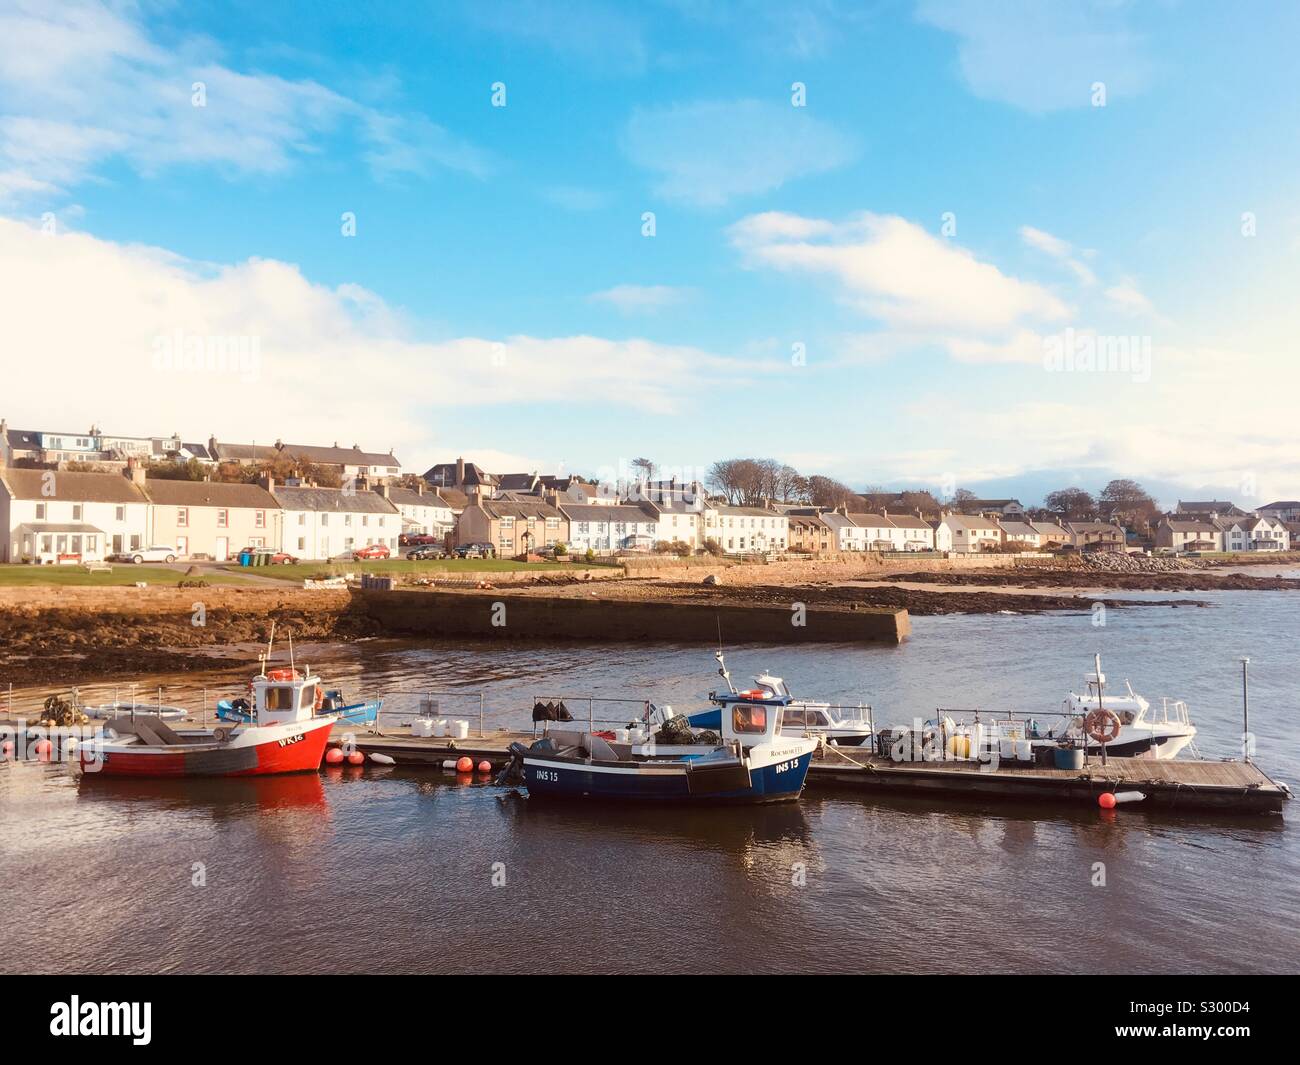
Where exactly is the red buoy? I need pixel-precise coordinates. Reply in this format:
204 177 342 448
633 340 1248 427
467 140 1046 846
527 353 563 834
347 750 365 766
324 748 345 765
456 756 473 773
477 760 492 774
1098 792 1117 809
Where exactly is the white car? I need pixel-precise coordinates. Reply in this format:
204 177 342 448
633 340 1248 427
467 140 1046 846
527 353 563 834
112 545 179 564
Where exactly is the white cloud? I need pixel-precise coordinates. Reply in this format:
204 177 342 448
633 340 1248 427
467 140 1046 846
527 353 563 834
0 1 489 200
917 0 1155 113
589 284 692 313
622 99 857 207
1104 281 1154 317
1019 224 1096 286
731 210 1069 341
0 216 763 471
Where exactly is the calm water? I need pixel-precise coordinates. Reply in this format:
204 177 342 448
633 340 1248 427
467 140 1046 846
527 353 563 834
2 589 1298 974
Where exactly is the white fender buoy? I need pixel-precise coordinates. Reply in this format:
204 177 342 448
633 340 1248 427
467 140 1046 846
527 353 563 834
1113 790 1146 804
369 752 395 765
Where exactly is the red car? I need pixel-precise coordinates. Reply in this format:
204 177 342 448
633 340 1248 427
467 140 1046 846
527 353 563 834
352 544 391 560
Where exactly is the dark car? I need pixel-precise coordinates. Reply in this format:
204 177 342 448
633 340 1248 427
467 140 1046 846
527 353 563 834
455 542 496 559
406 545 446 560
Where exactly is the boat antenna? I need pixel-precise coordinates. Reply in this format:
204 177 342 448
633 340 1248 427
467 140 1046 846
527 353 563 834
288 630 295 674
714 649 737 695
265 620 276 675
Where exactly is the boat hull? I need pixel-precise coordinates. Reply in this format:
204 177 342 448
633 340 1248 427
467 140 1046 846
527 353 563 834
79 717 335 778
521 749 814 805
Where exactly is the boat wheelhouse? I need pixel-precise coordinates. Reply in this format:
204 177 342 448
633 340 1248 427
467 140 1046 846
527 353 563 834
687 670 873 747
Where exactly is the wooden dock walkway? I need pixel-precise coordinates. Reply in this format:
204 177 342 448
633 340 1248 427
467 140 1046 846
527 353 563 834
326 725 1291 816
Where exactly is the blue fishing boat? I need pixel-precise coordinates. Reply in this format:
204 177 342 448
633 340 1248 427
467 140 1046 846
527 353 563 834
503 652 817 805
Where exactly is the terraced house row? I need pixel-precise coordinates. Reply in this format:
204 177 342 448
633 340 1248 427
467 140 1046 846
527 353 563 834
0 463 455 564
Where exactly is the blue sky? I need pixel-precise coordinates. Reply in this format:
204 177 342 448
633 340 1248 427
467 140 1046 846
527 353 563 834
3 1 1298 507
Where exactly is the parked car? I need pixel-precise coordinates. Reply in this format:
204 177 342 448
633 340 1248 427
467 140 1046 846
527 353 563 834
405 533 441 546
352 543 391 560
406 545 446 560
108 545 178 564
237 547 298 565
454 542 496 559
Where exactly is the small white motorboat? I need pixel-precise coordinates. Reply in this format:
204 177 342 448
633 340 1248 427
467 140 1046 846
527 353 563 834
1020 657 1198 760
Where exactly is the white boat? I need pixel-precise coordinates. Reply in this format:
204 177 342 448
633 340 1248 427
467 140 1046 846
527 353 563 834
1019 658 1197 760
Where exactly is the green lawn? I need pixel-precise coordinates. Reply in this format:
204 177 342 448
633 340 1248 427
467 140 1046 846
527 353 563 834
0 564 257 587
243 557 576 581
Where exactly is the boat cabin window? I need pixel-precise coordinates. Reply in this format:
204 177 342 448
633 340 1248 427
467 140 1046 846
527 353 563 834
785 708 805 727
732 703 769 735
300 684 317 710
264 685 296 711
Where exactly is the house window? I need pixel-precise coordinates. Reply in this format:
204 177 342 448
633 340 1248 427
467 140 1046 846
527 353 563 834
321 514 329 526
217 509 228 527
35 503 45 520
299 513 306 525
345 514 352 526
255 510 264 528
115 506 125 521
177 507 188 527
297 538 305 551
72 504 82 520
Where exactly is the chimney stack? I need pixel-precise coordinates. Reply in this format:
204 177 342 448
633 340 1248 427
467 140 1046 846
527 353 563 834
125 457 146 486
456 456 465 488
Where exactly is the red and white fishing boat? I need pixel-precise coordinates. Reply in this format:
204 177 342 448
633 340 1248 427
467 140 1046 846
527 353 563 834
79 655 336 779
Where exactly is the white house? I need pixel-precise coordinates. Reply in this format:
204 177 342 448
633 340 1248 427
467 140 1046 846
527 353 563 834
1155 517 1222 553
381 484 455 539
703 505 789 555
935 513 1002 553
847 512 909 551
882 512 935 550
645 498 705 550
0 466 151 563
997 520 1041 549
561 502 659 554
820 510 863 552
273 482 401 559
1220 514 1289 552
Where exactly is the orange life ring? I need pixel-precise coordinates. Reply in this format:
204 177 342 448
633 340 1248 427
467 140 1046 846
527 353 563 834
267 668 298 682
314 687 324 711
1084 708 1122 745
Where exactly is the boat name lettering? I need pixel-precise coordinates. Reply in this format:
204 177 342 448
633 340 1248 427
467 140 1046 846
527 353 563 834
277 733 305 747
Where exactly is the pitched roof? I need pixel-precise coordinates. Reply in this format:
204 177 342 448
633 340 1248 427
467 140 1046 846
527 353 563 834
942 513 1001 531
497 472 539 491
998 521 1039 537
846 512 893 528
884 513 930 529
0 468 148 504
560 503 656 522
714 505 785 518
423 461 497 487
478 498 564 520
211 441 276 462
272 485 398 514
181 442 213 460
280 442 399 467
1163 517 1219 533
436 488 469 510
145 479 279 509
385 486 445 508
4 428 42 452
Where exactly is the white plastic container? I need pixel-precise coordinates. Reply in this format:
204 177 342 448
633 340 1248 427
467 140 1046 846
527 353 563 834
433 719 448 738
1015 739 1032 761
999 738 1017 761
411 718 434 738
451 719 470 739
628 727 647 744
614 728 630 743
